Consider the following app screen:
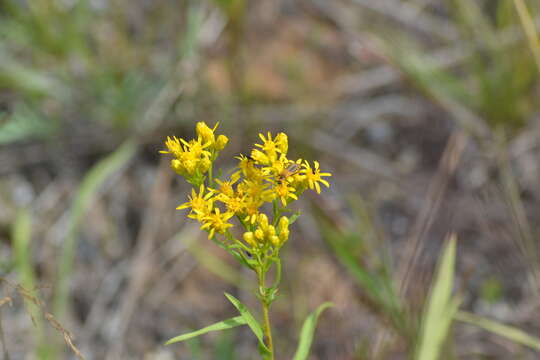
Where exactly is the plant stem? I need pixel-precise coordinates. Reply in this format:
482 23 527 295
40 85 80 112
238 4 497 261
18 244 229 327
258 270 274 359
262 301 274 359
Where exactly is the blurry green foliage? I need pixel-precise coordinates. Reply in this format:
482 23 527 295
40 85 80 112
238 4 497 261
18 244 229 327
378 0 539 134
0 0 198 142
480 276 504 304
319 200 408 337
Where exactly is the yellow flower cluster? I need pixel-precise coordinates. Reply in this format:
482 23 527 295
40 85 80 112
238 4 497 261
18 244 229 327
161 122 228 186
162 122 331 250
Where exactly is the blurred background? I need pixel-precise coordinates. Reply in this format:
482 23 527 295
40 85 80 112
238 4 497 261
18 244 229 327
1 0 540 359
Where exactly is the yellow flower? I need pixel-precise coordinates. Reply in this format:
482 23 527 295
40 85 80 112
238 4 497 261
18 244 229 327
235 155 264 181
177 185 214 221
254 132 288 163
302 161 331 194
250 149 270 165
161 136 184 158
201 208 234 239
274 180 297 206
195 122 229 152
196 121 217 145
275 133 288 154
255 132 278 161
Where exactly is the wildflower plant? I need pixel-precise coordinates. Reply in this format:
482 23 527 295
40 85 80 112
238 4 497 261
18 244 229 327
162 122 332 359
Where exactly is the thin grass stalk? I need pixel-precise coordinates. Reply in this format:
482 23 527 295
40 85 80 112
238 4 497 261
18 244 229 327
513 0 540 72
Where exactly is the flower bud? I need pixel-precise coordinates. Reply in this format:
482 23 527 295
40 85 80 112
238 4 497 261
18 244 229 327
196 122 215 144
278 216 289 233
171 159 184 174
270 235 280 246
199 157 211 173
258 214 269 231
215 135 229 151
254 228 264 241
267 225 276 237
243 232 255 247
279 229 289 243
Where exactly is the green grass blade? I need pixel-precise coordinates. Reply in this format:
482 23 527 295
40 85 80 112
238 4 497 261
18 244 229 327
321 222 404 330
54 141 136 319
513 0 540 72
456 311 540 352
165 316 246 345
415 235 459 360
292 302 333 360
12 209 57 358
223 292 267 349
13 209 35 288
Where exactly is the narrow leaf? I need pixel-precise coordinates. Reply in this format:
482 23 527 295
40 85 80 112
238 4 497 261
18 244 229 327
293 302 333 360
224 293 268 351
416 234 459 360
456 311 540 352
165 316 246 345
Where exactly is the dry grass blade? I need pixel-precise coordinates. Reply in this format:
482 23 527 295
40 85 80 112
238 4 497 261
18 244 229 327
0 303 10 360
0 278 85 359
396 131 467 297
105 157 172 360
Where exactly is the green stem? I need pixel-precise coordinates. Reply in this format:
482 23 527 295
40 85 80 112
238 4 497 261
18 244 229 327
271 259 282 289
208 162 214 188
258 270 274 359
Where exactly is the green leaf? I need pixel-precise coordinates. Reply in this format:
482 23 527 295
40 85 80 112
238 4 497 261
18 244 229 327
0 103 57 144
455 311 540 352
321 222 404 331
293 302 333 360
415 235 460 360
288 211 301 225
165 316 247 345
224 292 268 352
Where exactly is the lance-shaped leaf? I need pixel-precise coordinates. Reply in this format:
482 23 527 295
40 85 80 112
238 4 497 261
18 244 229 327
456 311 540 352
293 302 333 360
415 235 460 360
165 316 247 345
224 293 270 353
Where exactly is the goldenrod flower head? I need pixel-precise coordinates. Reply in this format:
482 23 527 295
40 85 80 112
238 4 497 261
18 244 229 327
275 181 297 206
302 160 331 194
275 133 288 154
161 136 184 158
196 121 216 145
255 132 280 162
163 123 331 252
177 185 214 221
201 208 234 239
250 149 270 165
213 179 234 197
